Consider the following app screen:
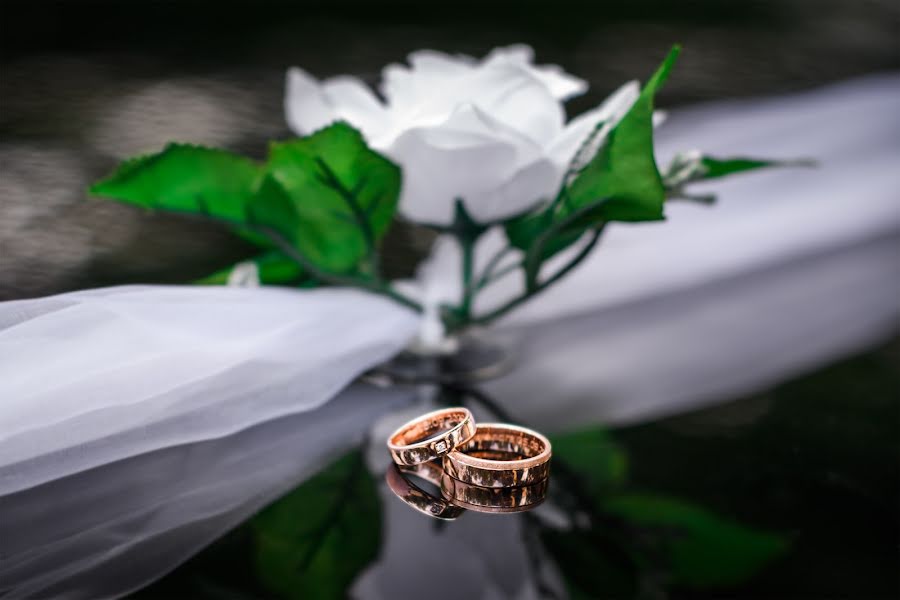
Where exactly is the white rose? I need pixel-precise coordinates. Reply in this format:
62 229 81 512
285 45 641 226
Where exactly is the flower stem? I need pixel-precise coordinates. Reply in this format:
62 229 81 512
469 245 514 294
469 229 601 327
458 234 475 320
162 205 423 313
250 224 423 311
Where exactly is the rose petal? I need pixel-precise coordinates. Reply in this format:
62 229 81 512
379 63 413 110
483 44 536 65
380 50 474 115
382 54 565 146
533 64 590 101
284 67 336 135
469 157 559 224
289 48 581 224
388 106 523 224
458 63 565 145
484 44 588 101
408 49 476 73
285 68 389 140
320 76 390 140
387 103 555 224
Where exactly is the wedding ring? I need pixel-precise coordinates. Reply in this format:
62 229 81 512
385 462 465 520
387 407 476 466
442 423 551 488
440 472 549 513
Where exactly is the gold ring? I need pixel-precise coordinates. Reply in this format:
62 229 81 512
385 462 465 520
442 423 551 488
440 471 549 513
387 407 476 466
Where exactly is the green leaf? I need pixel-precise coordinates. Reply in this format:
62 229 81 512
90 125 402 280
662 152 811 191
264 122 401 273
90 144 261 222
504 210 550 252
566 44 680 223
551 426 628 493
699 156 782 179
251 451 380 600
505 45 679 277
603 493 788 587
195 251 305 285
537 430 636 598
505 207 589 264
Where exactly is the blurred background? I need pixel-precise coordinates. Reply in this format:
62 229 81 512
1 1 898 598
1 0 898 299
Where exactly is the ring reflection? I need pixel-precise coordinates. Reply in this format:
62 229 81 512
440 472 549 513
385 461 464 520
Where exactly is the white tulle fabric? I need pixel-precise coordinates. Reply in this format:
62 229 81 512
285 45 642 225
1 74 898 599
1 385 417 599
0 285 418 494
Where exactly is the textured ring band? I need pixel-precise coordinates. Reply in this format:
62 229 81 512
442 423 551 488
387 407 477 466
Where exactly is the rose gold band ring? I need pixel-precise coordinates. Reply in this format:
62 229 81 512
442 423 551 488
387 407 477 466
385 462 465 520
440 471 549 513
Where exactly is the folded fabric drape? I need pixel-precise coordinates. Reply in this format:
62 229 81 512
1 385 418 599
1 74 897 599
0 285 418 494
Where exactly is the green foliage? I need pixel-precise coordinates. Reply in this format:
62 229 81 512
504 210 550 253
699 156 782 179
88 50 797 328
665 154 784 185
506 45 680 289
264 123 401 273
251 451 380 600
542 488 786 595
90 123 402 283
551 426 628 493
196 251 305 285
565 45 679 223
661 153 812 204
505 207 602 290
540 428 637 598
603 493 789 587
545 426 786 595
90 144 262 221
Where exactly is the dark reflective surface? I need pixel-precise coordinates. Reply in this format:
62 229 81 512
131 340 899 599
